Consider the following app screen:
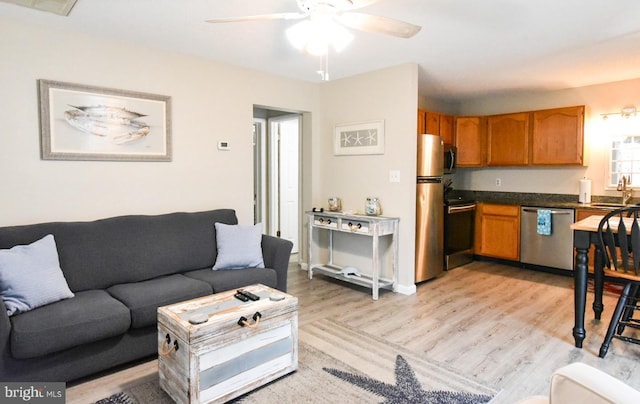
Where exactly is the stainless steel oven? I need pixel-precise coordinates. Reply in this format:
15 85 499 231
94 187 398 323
444 199 476 270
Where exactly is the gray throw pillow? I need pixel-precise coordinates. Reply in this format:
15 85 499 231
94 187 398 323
212 222 265 270
0 234 74 316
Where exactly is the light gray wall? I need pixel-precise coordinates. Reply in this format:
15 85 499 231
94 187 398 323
317 64 419 293
0 16 320 227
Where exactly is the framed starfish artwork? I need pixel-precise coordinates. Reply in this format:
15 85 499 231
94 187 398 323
334 120 385 156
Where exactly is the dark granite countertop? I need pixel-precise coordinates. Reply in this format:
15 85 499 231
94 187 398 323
446 190 637 211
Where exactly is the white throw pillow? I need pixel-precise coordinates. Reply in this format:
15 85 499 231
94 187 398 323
0 234 74 316
212 222 265 270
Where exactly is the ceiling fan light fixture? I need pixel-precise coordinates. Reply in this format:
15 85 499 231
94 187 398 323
286 17 353 56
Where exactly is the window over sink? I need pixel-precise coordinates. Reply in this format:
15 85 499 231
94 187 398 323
608 119 640 189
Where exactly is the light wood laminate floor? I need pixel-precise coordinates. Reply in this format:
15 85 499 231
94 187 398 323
67 260 640 403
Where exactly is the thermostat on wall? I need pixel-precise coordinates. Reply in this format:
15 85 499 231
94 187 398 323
217 141 231 151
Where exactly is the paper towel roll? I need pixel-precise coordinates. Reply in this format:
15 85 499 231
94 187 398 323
579 178 591 204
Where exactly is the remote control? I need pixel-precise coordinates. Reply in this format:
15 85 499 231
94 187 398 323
238 289 260 301
234 292 249 302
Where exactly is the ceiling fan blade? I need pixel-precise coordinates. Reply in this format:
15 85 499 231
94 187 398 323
336 12 421 38
206 12 307 24
347 0 381 10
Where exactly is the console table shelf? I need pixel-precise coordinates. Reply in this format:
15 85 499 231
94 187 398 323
306 211 399 300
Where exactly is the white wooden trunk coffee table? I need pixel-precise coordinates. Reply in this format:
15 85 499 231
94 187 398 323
157 284 298 404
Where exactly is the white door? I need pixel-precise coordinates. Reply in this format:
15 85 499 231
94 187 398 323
277 116 299 253
269 115 300 253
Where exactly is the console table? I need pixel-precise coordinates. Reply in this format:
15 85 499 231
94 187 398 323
306 211 399 300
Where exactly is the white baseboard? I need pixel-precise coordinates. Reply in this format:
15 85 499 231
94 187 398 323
394 283 417 296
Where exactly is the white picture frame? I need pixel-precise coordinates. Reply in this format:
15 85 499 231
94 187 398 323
334 120 385 156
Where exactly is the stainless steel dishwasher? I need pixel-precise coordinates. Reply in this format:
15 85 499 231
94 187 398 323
520 206 575 270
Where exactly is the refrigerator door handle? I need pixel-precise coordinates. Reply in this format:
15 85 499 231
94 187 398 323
417 177 443 184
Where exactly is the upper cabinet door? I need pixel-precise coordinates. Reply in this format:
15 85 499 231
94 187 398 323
439 114 454 145
455 116 485 167
425 111 440 135
417 109 427 135
531 106 585 165
417 109 441 135
487 112 530 166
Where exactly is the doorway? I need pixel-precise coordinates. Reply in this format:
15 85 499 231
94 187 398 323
253 107 300 254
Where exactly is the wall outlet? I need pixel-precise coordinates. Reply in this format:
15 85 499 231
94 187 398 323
389 170 401 183
495 178 502 187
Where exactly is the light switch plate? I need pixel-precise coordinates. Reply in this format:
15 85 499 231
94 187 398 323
389 170 401 183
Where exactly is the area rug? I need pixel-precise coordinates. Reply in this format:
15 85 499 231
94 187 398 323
587 279 624 296
96 318 498 404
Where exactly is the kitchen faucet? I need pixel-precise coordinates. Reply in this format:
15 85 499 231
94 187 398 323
617 175 633 205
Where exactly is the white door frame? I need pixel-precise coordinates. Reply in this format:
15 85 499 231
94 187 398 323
253 109 301 254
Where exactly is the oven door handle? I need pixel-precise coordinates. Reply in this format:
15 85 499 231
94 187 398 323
522 208 572 215
448 204 476 214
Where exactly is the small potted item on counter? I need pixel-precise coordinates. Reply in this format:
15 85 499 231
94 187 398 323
328 197 342 212
365 197 382 215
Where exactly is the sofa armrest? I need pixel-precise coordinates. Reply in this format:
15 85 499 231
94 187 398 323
0 299 12 358
549 362 640 403
261 235 293 292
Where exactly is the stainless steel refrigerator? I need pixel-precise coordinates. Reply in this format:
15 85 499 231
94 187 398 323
415 134 444 282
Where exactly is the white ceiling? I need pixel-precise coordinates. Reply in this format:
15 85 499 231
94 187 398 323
3 0 640 102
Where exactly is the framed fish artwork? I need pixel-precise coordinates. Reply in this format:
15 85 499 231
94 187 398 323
38 80 171 161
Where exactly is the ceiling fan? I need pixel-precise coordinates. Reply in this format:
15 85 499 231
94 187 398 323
205 0 422 40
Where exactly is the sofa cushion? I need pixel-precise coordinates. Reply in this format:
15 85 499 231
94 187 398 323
184 267 277 293
212 222 265 270
0 234 74 316
107 274 212 329
10 289 130 359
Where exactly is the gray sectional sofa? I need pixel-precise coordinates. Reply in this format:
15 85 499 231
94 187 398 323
0 209 293 382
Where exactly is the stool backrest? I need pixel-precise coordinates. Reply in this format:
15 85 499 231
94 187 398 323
597 207 640 276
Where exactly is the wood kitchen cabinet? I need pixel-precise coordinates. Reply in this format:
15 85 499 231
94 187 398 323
439 114 454 144
419 104 584 168
475 203 520 261
487 112 529 166
454 116 485 167
417 109 427 135
417 109 440 135
531 106 585 165
417 109 454 144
